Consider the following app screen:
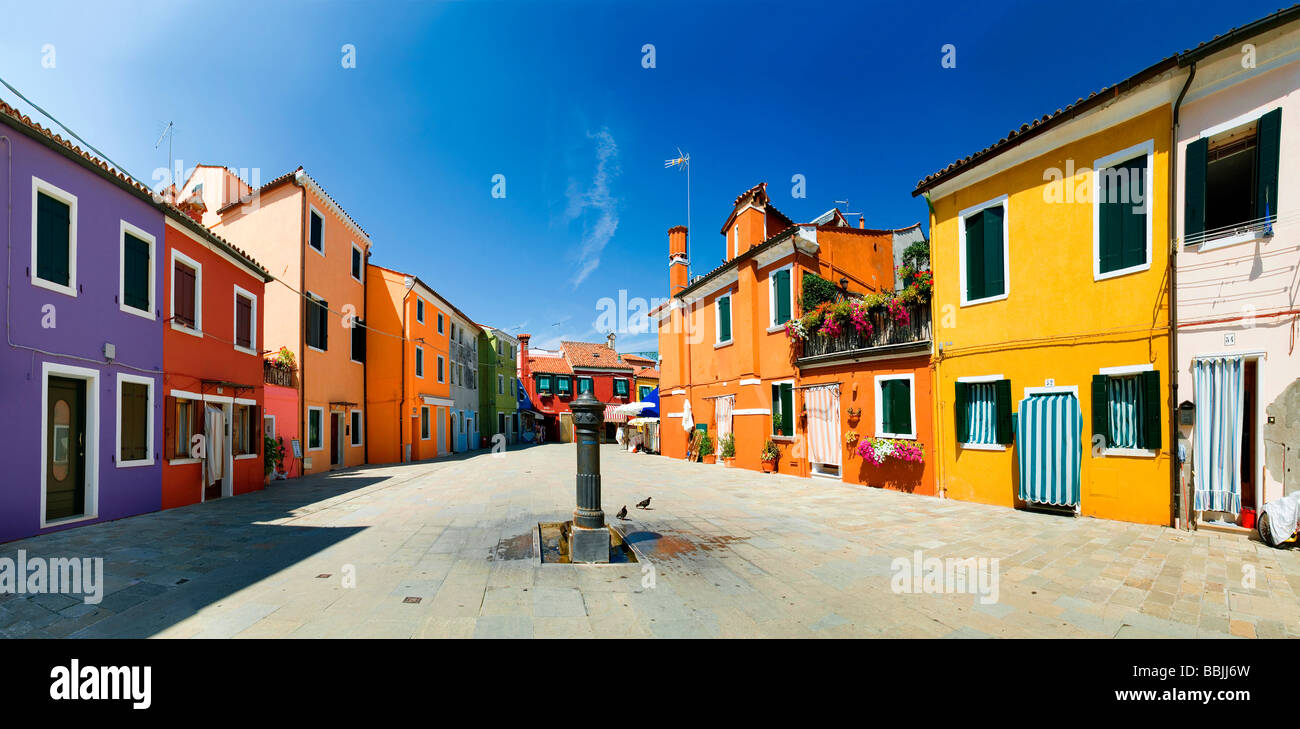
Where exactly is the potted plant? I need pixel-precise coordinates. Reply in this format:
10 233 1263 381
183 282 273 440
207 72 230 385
720 433 736 467
760 439 780 473
264 434 282 484
699 432 716 464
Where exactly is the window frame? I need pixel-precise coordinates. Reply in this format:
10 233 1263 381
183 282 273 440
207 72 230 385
614 378 629 397
350 409 363 447
31 176 78 298
118 219 155 320
537 374 553 394
420 406 431 440
715 291 733 346
233 401 259 459
415 345 425 379
556 375 572 396
576 376 593 394
232 284 257 356
350 242 364 282
437 312 444 334
1096 363 1158 458
306 406 325 451
874 373 917 440
497 374 504 395
957 194 1010 307
304 290 328 352
955 374 1007 451
170 248 203 337
437 355 445 383
308 206 326 256
1093 140 1154 282
767 263 794 332
115 373 154 468
416 297 426 324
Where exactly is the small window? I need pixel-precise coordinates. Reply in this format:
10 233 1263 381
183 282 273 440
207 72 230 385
961 200 1007 305
172 252 201 333
498 374 504 394
307 407 324 450
955 379 1012 446
771 382 793 436
614 379 629 397
118 376 152 466
350 410 363 446
305 294 328 350
716 293 733 344
1092 370 1162 451
876 375 915 439
769 268 792 327
557 376 572 395
351 244 363 281
1095 142 1151 278
233 404 257 456
437 313 444 334
420 407 430 440
234 287 255 353
537 374 552 394
577 377 593 394
416 298 425 323
437 355 445 383
640 386 653 400
415 346 425 378
120 223 153 318
173 398 198 458
309 209 324 253
350 317 366 363
33 180 76 295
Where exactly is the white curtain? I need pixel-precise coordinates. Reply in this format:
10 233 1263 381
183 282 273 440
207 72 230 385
681 399 694 431
1193 356 1244 514
805 385 841 467
204 405 225 486
714 396 734 446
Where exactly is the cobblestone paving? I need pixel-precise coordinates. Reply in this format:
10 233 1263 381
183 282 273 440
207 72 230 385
2 443 1298 638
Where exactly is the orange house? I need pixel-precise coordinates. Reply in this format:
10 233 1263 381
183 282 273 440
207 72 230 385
656 183 934 494
178 166 371 475
365 265 472 462
160 203 273 508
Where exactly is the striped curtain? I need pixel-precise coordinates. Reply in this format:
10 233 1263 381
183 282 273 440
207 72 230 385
805 385 841 467
1015 393 1082 507
1107 376 1143 449
965 383 997 444
714 395 734 446
1193 357 1244 513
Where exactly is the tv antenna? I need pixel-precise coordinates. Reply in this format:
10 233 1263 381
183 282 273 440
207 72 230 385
834 199 862 220
665 148 691 277
155 121 175 189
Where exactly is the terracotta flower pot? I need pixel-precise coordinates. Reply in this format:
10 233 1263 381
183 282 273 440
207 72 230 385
702 454 716 465
723 457 735 468
761 460 776 473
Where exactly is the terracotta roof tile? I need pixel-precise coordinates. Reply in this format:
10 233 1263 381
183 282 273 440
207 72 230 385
527 357 572 375
561 341 633 371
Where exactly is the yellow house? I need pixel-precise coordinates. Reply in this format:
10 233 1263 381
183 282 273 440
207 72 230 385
914 59 1179 526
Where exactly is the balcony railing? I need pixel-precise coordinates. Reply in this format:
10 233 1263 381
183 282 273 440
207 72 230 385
795 302 931 363
264 361 296 388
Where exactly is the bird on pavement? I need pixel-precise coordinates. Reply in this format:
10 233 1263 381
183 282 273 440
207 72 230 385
636 497 651 509
616 505 628 520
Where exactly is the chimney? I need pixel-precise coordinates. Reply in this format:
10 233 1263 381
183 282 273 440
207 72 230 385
606 332 616 351
517 333 531 382
668 225 688 295
858 216 865 229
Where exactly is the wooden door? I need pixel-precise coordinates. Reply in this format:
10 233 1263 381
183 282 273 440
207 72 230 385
330 413 341 466
46 376 86 521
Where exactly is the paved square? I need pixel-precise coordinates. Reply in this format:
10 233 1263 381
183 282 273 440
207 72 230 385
2 443 1298 638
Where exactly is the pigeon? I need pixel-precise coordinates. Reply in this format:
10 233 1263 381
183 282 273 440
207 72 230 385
636 497 651 510
616 505 628 520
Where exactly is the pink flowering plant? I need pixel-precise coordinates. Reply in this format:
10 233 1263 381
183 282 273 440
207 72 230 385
855 437 924 465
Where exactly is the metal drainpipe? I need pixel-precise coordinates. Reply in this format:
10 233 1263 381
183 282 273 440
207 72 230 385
295 174 307 476
362 248 370 466
399 278 412 462
1171 61 1196 529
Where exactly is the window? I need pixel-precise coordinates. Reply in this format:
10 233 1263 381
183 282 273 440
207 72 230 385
32 178 77 296
437 313 444 334
116 375 153 466
1094 141 1152 279
769 266 792 327
959 197 1007 305
497 374 504 395
639 385 653 400
614 379 629 397
351 317 366 363
305 293 328 350
498 412 506 435
577 377 593 394
557 376 572 395
350 410 363 446
119 221 154 319
875 374 915 439
537 374 552 394
416 298 425 323
309 208 324 254
307 407 324 450
415 346 425 378
716 293 733 344
264 414 276 439
955 378 1012 446
351 244 363 282
420 407 430 440
171 250 202 334
233 404 257 456
1092 368 1162 453
771 382 794 436
233 286 256 354
437 355 445 383
1186 108 1281 243
172 397 200 459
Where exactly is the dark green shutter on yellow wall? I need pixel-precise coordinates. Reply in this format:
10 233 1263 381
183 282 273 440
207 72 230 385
36 192 71 287
994 379 1013 444
1184 138 1208 238
965 212 985 301
1099 155 1147 274
965 206 1004 300
718 296 731 341
1257 107 1281 222
1140 369 1162 449
954 382 970 443
773 269 791 325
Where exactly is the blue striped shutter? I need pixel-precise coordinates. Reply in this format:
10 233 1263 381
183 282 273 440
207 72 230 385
1015 393 1082 507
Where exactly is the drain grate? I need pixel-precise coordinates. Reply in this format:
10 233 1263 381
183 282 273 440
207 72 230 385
403 596 422 604
316 573 331 579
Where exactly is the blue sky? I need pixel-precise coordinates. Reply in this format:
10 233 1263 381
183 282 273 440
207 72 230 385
0 0 1283 352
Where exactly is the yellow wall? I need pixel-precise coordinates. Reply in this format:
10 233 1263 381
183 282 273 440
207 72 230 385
928 106 1173 525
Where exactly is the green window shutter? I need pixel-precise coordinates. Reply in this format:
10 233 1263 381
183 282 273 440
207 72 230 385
773 270 791 325
1184 138 1208 239
1256 107 1281 222
781 383 794 436
994 379 1013 444
123 233 150 311
1140 369 1162 450
891 380 912 435
718 296 731 341
1123 155 1148 269
964 211 985 301
1099 178 1121 274
352 318 366 362
320 299 329 350
36 192 71 286
1091 374 1110 443
954 381 970 443
305 299 319 347
982 205 1005 297
880 381 894 435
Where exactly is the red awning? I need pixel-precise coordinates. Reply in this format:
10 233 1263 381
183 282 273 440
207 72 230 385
604 404 628 423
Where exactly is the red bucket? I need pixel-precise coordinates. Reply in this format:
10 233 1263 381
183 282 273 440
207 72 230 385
1241 508 1256 530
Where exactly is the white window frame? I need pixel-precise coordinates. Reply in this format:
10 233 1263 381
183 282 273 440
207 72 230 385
118 219 155 320
115 372 155 468
1096 363 1157 458
416 297 426 324
308 206 326 256
307 406 325 451
415 345 425 379
170 248 203 338
715 292 733 346
770 378 797 441
1093 140 1155 282
233 400 259 460
437 312 444 334
232 284 258 356
437 355 446 383
350 409 363 447
874 373 917 440
264 414 277 440
957 194 1010 307
31 176 78 298
420 406 431 440
40 362 100 528
614 378 630 398
767 263 794 332
350 242 364 283
955 374 1006 451
577 376 593 394
497 374 504 394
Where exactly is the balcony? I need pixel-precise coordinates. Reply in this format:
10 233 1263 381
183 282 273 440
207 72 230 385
794 302 931 367
264 361 296 388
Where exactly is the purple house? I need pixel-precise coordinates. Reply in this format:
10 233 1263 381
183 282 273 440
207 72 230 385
0 101 164 543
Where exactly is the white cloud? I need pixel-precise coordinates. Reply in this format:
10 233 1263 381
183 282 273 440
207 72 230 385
565 128 620 288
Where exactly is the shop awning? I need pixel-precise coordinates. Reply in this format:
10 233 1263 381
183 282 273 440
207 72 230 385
605 404 628 423
1015 392 1082 508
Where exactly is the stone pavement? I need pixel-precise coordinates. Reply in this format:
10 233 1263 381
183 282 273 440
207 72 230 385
2 443 1298 638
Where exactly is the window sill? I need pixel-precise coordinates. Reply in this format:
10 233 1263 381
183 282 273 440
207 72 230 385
878 433 917 441
235 346 258 356
42 513 97 529
959 442 1006 451
307 345 327 353
234 454 258 461
1099 447 1158 459
714 339 733 349
959 293 1007 308
169 457 200 465
1095 261 1151 282
766 325 786 334
120 303 155 321
33 277 77 298
1187 228 1271 253
771 435 797 442
171 322 203 338
116 458 155 468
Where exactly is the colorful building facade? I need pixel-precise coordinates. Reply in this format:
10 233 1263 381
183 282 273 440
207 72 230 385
478 326 520 445
517 336 634 442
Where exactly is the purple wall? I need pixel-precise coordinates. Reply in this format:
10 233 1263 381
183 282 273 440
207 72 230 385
0 121 164 544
